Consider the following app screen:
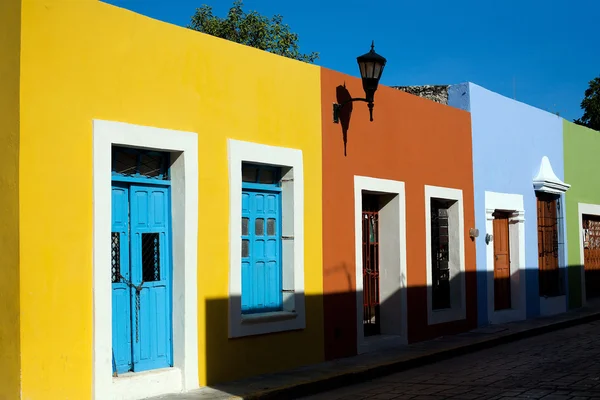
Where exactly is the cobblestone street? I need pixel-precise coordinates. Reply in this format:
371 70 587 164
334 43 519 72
301 320 600 400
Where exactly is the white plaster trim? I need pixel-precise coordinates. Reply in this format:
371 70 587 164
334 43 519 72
577 203 600 307
484 191 526 325
354 176 408 354
112 368 181 400
93 120 199 400
533 156 570 194
227 139 305 338
424 185 466 325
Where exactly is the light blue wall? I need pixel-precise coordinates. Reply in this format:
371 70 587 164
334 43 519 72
449 83 568 326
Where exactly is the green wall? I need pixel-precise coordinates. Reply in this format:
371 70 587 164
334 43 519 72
564 120 600 308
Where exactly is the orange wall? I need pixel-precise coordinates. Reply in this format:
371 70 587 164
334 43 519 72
321 68 477 359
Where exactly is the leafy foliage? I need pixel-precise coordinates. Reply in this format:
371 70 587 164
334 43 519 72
188 0 319 63
574 75 600 131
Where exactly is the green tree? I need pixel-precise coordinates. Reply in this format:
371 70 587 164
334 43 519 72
574 75 600 131
188 0 319 63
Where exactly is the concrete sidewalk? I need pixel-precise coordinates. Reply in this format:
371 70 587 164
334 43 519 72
150 304 600 400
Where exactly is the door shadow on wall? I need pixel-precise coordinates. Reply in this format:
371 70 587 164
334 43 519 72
202 271 479 395
198 266 592 399
584 269 600 300
567 264 600 308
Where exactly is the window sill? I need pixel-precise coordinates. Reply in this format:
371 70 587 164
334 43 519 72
540 294 566 317
241 311 298 325
428 307 466 326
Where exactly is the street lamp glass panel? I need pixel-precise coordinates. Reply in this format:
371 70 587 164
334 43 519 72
374 63 384 80
359 62 367 79
358 60 374 79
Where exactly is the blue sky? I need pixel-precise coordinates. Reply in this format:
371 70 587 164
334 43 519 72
104 0 598 121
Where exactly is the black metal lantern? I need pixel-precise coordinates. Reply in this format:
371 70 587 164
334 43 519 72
333 41 387 123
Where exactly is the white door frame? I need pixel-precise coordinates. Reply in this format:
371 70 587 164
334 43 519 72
93 120 199 400
484 191 526 325
353 176 407 353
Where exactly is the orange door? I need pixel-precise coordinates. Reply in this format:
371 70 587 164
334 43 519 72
583 215 600 299
493 212 511 310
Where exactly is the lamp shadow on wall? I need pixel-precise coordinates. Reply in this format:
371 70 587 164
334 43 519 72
336 84 353 157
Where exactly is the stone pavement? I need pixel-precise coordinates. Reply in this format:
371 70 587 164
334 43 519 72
150 304 600 400
301 319 600 400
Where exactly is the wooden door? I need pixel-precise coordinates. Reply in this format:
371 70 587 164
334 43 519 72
537 194 560 297
112 184 133 373
129 185 173 372
111 183 173 374
493 212 511 310
583 215 600 299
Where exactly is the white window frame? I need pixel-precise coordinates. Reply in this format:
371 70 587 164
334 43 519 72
424 185 466 325
228 139 305 338
93 120 199 400
577 203 600 307
484 191 526 325
353 176 408 354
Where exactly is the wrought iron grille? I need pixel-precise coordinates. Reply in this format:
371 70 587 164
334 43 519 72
431 199 451 310
142 233 161 282
241 163 281 185
583 215 600 298
537 193 564 297
111 232 120 283
362 194 380 337
112 147 170 180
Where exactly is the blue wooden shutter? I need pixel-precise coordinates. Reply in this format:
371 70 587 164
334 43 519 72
241 189 283 313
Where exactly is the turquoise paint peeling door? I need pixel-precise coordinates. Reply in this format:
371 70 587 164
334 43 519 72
111 183 173 374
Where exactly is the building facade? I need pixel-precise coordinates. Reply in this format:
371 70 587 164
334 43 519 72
2 1 600 399
321 69 477 360
449 83 571 327
563 120 600 309
5 1 325 399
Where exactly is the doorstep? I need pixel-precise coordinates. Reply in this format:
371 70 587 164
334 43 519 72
149 304 600 400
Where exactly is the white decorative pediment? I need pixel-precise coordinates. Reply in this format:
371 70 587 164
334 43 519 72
533 156 570 194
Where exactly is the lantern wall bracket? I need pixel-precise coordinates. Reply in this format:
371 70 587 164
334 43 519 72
333 98 374 124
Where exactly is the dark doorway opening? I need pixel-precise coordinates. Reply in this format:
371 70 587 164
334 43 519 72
362 193 380 337
583 214 600 299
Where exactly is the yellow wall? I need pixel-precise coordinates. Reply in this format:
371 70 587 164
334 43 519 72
19 0 324 398
0 0 21 398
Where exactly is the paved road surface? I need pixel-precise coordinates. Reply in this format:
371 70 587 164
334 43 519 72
301 320 600 400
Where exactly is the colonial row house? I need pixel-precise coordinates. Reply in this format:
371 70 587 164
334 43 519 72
1 1 599 399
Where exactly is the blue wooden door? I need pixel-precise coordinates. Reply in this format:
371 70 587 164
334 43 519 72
111 183 172 374
130 185 172 371
241 189 282 313
112 184 133 373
